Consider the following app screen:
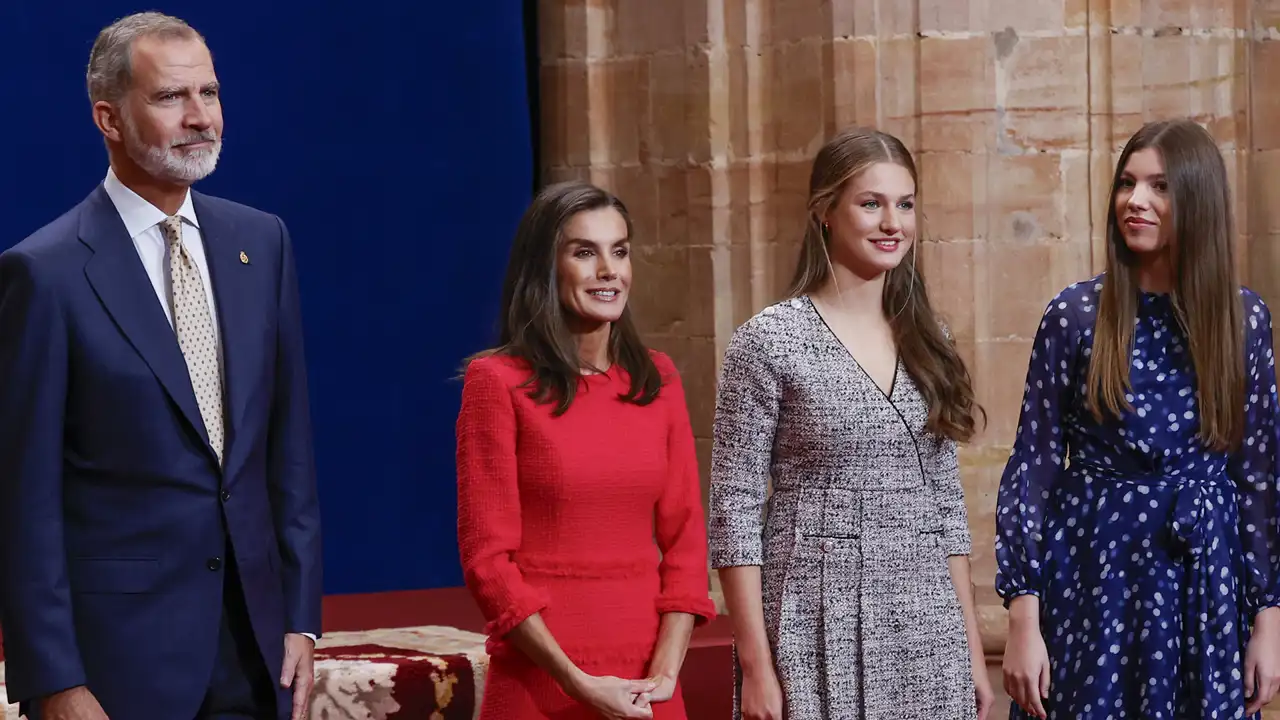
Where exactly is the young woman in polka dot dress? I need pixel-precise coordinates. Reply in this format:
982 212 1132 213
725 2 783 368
996 118 1280 719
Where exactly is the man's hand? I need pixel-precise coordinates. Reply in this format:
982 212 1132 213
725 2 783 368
280 633 316 720
39 685 110 719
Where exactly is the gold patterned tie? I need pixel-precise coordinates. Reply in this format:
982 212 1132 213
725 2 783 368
160 216 224 465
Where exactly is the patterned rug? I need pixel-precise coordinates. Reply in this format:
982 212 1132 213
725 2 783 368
313 625 488 719
0 665 12 720
0 626 489 720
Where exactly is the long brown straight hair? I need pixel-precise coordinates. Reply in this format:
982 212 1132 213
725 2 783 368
466 181 661 415
1087 119 1244 451
787 127 984 443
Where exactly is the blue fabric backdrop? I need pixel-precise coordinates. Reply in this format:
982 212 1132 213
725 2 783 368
0 3 533 594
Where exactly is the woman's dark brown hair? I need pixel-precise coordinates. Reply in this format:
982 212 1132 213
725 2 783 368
467 180 661 415
786 127 984 443
1088 118 1244 451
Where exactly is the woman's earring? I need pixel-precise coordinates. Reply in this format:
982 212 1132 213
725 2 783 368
821 222 831 242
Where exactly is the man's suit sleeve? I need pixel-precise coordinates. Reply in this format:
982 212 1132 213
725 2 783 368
0 250 87 702
267 217 323 637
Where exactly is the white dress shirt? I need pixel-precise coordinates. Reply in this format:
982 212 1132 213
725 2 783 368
102 168 221 349
102 170 318 644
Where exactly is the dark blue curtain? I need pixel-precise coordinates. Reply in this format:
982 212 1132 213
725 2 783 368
0 3 534 594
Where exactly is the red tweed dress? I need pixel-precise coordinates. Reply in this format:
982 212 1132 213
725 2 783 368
456 350 716 719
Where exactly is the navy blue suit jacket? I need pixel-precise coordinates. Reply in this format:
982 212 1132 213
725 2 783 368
0 184 322 719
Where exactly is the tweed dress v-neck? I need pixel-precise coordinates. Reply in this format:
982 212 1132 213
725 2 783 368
710 295 976 719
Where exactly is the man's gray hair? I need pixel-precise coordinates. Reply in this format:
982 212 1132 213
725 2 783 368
86 12 205 105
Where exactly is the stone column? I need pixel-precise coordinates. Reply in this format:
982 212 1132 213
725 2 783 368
1251 0 1280 305
537 1 1280 716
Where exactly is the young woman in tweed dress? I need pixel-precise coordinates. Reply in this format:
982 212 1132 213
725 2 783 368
709 128 994 720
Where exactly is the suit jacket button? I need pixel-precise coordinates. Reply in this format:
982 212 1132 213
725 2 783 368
220 490 231 502
207 557 223 571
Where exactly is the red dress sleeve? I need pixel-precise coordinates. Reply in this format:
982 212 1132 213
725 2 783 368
652 353 718 625
455 357 549 637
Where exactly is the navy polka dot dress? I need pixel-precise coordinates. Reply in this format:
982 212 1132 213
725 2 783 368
995 275 1280 719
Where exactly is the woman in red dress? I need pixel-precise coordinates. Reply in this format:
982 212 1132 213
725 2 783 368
456 180 717 719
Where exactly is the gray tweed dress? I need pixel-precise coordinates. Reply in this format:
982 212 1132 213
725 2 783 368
708 296 975 719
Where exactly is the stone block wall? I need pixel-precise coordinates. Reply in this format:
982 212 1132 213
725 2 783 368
537 0 1280 715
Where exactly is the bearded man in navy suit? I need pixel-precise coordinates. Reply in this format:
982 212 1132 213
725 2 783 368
0 12 322 720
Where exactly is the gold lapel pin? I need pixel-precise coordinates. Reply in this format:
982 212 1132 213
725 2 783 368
239 251 249 264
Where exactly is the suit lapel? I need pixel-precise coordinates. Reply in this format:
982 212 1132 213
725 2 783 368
193 192 253 468
79 186 216 460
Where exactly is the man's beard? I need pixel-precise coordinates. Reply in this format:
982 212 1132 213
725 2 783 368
121 116 221 185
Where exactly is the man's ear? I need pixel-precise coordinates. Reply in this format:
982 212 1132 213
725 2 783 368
93 100 125 143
